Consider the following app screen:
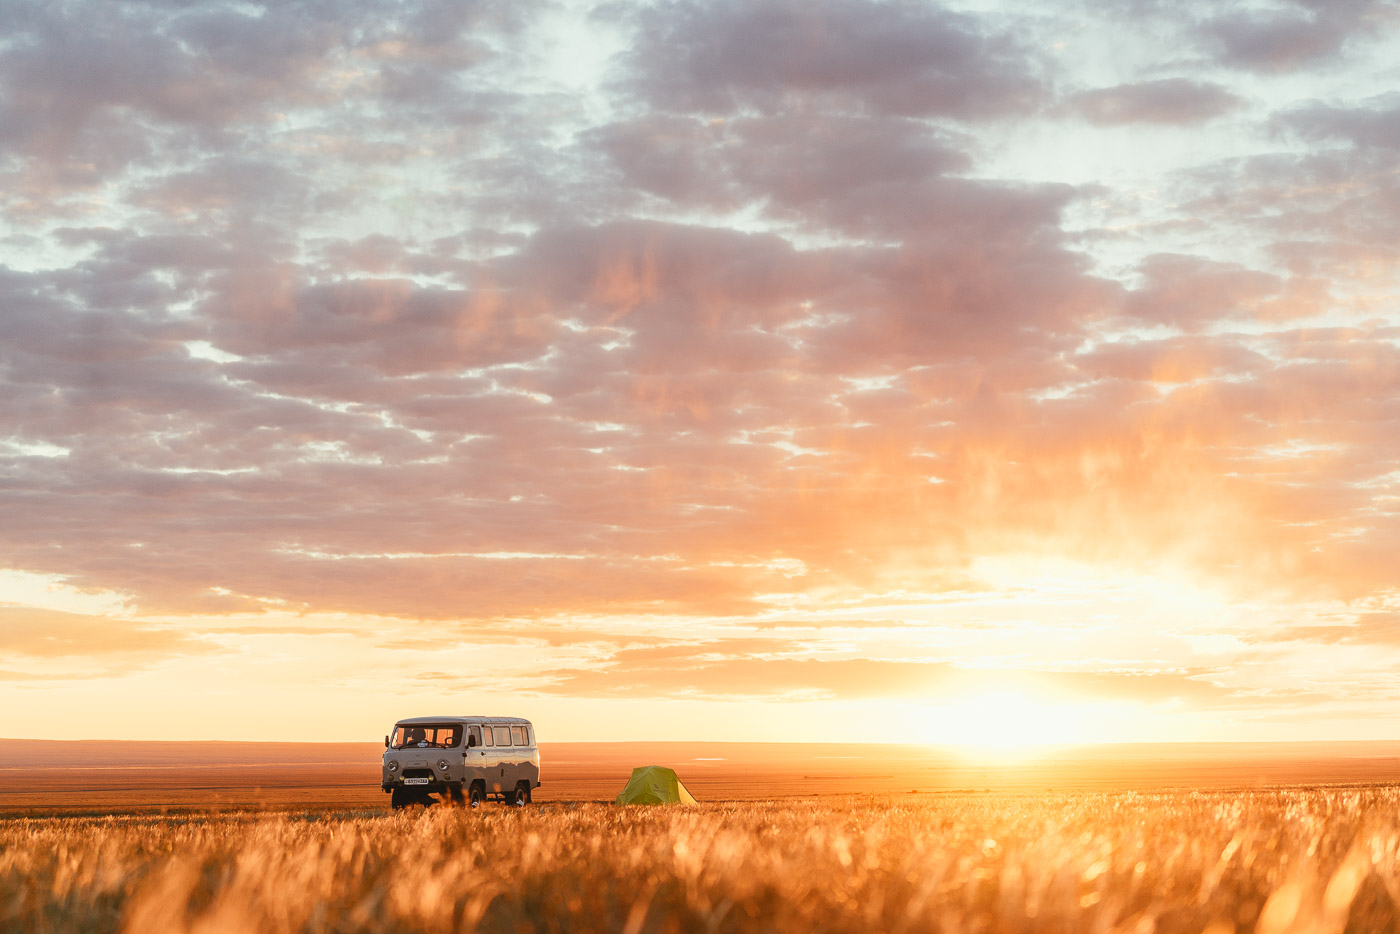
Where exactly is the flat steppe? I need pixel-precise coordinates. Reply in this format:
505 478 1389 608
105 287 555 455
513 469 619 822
2 739 1398 815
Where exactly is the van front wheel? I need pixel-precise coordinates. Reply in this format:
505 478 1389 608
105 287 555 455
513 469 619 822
391 788 430 810
468 782 485 808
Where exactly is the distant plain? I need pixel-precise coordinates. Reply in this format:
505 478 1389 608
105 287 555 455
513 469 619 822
3 739 1399 815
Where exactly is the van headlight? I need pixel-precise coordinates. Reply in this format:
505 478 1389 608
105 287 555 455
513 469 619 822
437 758 449 771
387 760 400 773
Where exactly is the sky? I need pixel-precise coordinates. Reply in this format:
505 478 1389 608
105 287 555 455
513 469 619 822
2 0 1399 746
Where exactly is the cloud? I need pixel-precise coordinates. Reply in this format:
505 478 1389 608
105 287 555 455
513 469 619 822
0 206 1387 618
1074 336 1271 384
0 0 540 216
0 607 216 669
1063 79 1244 126
1174 147 1400 306
208 277 554 375
534 638 1245 705
1197 2 1395 73
587 113 974 220
612 0 1047 119
0 189 1392 623
1123 254 1289 328
1271 613 1400 646
1280 95 1400 150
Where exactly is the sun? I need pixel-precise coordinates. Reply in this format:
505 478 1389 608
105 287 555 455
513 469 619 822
902 687 1107 759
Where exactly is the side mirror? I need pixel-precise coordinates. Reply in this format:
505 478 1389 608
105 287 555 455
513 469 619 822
384 735 390 748
467 734 478 748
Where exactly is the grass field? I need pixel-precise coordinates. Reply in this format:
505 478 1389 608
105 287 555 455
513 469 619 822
4 788 1400 933
3 742 1400 931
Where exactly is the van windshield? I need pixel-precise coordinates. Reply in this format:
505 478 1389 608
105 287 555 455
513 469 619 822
391 724 462 749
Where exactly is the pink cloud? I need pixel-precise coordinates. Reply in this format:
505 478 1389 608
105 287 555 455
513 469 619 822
615 0 1047 119
1064 79 1244 126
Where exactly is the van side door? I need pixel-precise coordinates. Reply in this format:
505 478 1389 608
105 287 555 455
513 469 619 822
464 725 489 786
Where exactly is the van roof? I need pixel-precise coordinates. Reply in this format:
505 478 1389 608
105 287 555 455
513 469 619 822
395 715 532 725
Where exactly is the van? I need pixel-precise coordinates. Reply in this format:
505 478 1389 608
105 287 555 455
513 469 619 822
382 715 540 808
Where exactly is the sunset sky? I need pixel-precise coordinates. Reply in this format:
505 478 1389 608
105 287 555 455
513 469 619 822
2 0 1399 745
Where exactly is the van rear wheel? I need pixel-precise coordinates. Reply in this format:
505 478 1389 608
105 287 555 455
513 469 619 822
511 782 531 806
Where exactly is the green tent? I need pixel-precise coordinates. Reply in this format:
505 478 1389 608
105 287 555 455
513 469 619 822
614 765 698 805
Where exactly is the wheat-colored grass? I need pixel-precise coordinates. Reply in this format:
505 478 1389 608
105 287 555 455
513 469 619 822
2 789 1398 933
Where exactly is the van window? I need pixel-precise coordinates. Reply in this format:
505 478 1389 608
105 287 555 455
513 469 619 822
390 724 462 749
493 726 512 746
467 726 482 747
511 726 527 746
480 727 493 747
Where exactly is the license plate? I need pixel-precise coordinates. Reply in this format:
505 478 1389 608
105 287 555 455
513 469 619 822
403 777 429 785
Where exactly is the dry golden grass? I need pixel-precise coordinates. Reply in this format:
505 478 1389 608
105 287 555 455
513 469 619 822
3 788 1399 933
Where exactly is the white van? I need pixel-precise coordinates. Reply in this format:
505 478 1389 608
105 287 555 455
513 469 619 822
381 715 540 808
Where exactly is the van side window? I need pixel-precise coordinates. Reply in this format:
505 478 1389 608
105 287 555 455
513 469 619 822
511 726 527 746
493 726 512 746
480 727 493 747
468 726 482 747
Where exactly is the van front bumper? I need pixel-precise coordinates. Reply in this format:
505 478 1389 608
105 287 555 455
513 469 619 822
381 776 461 793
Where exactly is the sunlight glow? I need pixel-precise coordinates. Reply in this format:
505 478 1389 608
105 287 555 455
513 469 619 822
905 689 1110 758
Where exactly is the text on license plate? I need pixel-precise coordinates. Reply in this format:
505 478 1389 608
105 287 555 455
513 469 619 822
403 777 430 785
